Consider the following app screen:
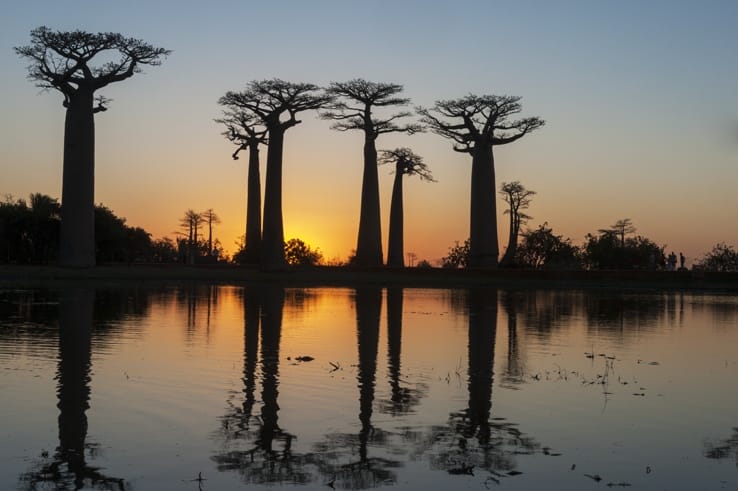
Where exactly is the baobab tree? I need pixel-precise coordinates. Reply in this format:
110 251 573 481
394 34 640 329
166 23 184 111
179 209 202 264
219 80 331 269
201 208 221 257
499 181 535 268
599 218 636 247
15 27 169 267
322 79 422 267
216 108 267 264
418 95 543 268
378 148 435 267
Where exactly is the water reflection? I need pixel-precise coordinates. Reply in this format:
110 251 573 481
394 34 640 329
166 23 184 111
704 427 738 466
173 283 221 340
19 288 126 490
5 285 736 490
379 287 425 415
311 287 403 489
411 289 539 479
213 286 311 484
499 290 526 386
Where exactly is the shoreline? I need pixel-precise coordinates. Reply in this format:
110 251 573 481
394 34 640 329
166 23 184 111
1 264 737 291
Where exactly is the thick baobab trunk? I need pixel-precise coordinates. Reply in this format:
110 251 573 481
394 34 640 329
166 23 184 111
468 144 499 268
261 128 286 269
386 164 404 267
244 144 262 264
59 91 96 267
355 136 383 266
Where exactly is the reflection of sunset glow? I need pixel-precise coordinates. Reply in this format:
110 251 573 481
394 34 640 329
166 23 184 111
2 286 738 489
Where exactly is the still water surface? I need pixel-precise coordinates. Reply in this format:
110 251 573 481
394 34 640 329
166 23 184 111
1 285 737 490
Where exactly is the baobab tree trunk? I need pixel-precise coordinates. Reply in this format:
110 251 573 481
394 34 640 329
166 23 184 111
59 90 96 267
244 144 262 264
387 164 404 268
261 129 286 269
468 144 499 268
355 136 383 266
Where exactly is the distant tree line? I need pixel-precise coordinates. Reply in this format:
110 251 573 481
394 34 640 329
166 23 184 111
0 194 176 264
441 216 738 272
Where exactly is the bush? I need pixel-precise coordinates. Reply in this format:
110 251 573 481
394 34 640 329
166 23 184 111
696 243 738 272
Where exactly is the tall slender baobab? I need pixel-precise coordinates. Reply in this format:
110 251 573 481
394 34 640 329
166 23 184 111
219 80 331 269
379 148 435 268
322 80 422 267
15 27 169 267
216 109 267 264
179 209 202 264
200 208 221 257
418 95 543 268
499 181 535 268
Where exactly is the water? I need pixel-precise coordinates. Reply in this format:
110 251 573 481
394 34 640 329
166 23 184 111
1 285 736 490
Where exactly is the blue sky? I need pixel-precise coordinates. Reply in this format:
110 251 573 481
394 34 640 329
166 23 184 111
1 1 736 263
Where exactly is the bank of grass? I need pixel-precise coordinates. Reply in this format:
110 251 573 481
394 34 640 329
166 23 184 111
1 264 737 291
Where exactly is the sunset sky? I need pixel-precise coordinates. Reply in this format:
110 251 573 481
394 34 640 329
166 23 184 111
1 1 736 265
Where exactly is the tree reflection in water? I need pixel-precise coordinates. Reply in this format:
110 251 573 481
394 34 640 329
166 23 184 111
378 287 426 416
213 286 538 489
409 288 539 480
213 286 312 484
704 427 738 466
310 287 404 489
19 288 127 491
499 290 527 387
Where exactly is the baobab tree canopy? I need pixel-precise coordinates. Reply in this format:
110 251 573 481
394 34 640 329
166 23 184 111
418 95 544 152
15 26 169 268
15 26 170 104
418 94 543 268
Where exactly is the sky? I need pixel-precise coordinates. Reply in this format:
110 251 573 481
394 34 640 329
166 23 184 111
1 0 736 265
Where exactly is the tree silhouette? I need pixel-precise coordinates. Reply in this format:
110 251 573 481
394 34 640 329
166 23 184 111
599 218 636 247
418 95 543 268
216 108 267 264
517 222 581 269
15 27 169 267
284 237 323 266
200 208 221 257
179 209 202 264
441 239 470 269
219 80 331 269
322 80 422 267
499 181 535 268
378 148 435 267
19 289 127 490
